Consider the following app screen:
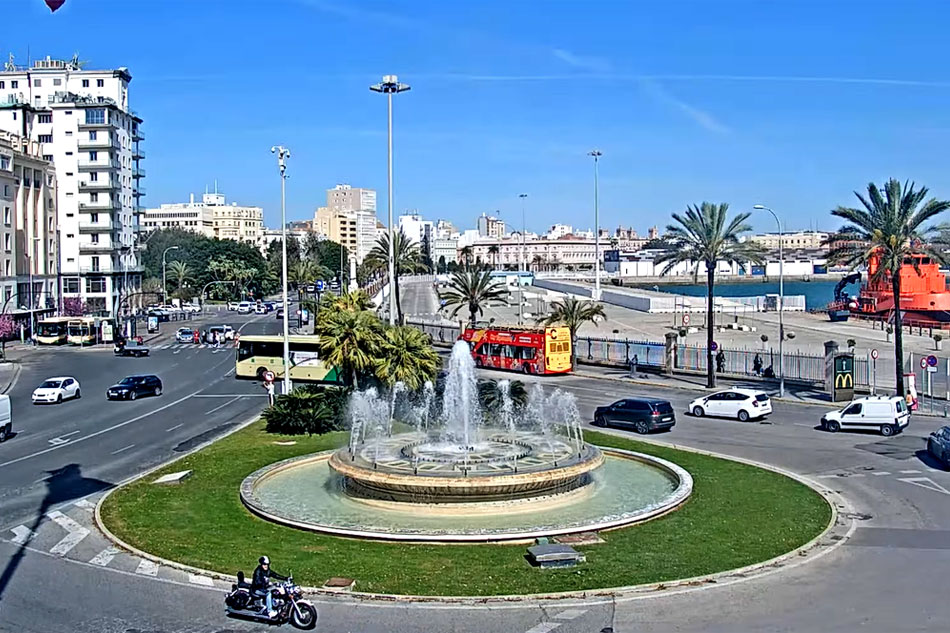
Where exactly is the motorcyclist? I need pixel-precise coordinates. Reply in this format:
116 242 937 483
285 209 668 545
251 555 288 618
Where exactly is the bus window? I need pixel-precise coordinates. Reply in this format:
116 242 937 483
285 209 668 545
523 347 536 360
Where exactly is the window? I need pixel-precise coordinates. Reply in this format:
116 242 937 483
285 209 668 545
10 81 17 89
3 260 9 276
65 151 72 156
65 130 72 136
844 403 862 416
90 193 98 202
38 134 52 143
85 109 105 125
3 234 9 252
90 256 100 272
3 208 9 225
64 277 80 293
82 79 89 88
88 131 97 140
88 151 97 161
38 113 52 124
85 277 107 293
2 185 8 197
0 81 3 89
90 233 99 243
53 78 61 86
42 155 53 162
96 79 104 88
33 79 41 87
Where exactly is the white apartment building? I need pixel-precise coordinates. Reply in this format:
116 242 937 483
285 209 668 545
747 231 830 250
398 212 433 261
314 184 378 263
477 213 505 238
469 236 597 270
547 224 573 240
0 132 57 312
0 56 144 314
433 237 458 267
141 191 263 245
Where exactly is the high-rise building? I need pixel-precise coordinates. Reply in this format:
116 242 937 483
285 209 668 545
141 191 263 245
398 212 433 263
313 184 378 263
0 132 58 311
477 212 505 238
0 56 144 314
326 183 376 214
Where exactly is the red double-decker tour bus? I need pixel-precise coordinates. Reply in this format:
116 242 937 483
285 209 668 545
461 326 573 375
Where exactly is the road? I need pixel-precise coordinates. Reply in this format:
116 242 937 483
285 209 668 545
1 284 949 632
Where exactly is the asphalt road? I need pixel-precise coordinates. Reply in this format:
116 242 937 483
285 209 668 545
1 284 949 632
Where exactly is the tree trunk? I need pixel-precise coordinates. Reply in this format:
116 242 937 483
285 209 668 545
706 264 716 388
394 274 403 324
892 272 905 397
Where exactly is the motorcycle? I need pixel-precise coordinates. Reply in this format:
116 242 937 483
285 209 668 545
225 571 317 629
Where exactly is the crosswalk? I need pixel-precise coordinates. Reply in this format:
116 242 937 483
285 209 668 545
4 498 225 589
154 343 233 353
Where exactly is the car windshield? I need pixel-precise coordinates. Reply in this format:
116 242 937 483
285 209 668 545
654 402 674 414
118 377 140 385
39 380 62 389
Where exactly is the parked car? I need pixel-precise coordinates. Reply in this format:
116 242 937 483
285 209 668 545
114 340 150 357
593 398 676 434
176 327 196 343
689 388 772 422
106 375 163 401
254 303 268 315
227 301 239 311
32 376 81 404
821 396 909 436
206 325 235 343
181 303 201 314
927 426 950 468
237 302 253 314
0 395 11 442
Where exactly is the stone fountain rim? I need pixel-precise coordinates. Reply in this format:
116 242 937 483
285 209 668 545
239 446 693 543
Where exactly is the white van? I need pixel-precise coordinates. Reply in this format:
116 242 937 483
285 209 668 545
821 396 909 436
0 394 11 442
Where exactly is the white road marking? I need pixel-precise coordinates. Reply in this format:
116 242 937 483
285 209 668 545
898 477 950 495
48 429 81 445
165 423 184 432
193 393 266 398
188 574 214 587
872 471 891 476
206 396 241 415
199 344 207 349
553 608 587 620
900 469 922 474
89 546 120 566
158 344 171 350
135 559 160 576
0 389 203 470
524 624 560 633
10 525 36 544
47 510 90 556
110 444 135 455
74 499 96 512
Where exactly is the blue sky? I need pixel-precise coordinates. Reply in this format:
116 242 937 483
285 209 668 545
10 0 950 234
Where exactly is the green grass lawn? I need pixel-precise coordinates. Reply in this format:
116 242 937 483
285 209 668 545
100 423 831 596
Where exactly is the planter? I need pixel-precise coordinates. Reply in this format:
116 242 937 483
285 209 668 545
936 340 943 351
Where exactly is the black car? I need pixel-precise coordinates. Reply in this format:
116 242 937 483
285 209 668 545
593 398 676 434
106 375 163 401
114 340 150 357
927 426 950 468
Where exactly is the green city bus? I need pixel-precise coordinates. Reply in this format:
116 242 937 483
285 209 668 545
235 334 341 383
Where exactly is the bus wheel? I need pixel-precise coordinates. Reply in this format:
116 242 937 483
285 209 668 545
523 365 532 375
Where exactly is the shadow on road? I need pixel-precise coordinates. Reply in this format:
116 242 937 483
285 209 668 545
916 448 948 470
0 463 111 609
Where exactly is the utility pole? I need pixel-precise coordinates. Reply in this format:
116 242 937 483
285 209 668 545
589 150 602 301
754 205 785 397
518 193 528 326
272 145 292 395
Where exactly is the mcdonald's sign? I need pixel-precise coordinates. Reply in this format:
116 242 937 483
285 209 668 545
833 354 855 400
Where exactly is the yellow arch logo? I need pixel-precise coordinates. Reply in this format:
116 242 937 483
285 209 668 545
835 373 854 389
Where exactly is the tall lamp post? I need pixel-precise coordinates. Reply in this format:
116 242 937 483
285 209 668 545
518 193 528 325
271 145 292 396
370 74 411 326
161 246 179 304
588 150 602 300
753 204 784 397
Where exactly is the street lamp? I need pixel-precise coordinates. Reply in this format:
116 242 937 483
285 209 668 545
589 150 602 300
161 246 180 304
370 74 411 326
518 193 528 326
753 204 784 397
271 145 292 396
27 236 40 340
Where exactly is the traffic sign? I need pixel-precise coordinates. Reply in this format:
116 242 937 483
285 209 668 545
928 355 939 367
870 349 879 360
316 280 325 292
920 357 929 369
262 371 276 383
682 314 690 326
928 365 938 373
710 341 718 352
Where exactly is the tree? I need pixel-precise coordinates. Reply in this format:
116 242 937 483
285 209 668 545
441 270 508 327
828 179 950 396
459 246 474 270
262 385 349 436
655 202 764 388
437 255 447 274
62 297 84 316
365 228 424 323
167 261 193 297
315 307 384 387
326 289 373 313
487 245 500 270
537 296 606 369
477 379 528 412
376 325 440 391
0 314 14 358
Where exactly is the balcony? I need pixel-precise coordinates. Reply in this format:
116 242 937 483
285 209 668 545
133 187 146 197
132 167 146 179
78 221 121 233
133 147 145 159
77 119 112 130
78 179 119 192
79 199 118 211
76 136 118 150
79 242 117 254
132 128 144 141
77 160 118 172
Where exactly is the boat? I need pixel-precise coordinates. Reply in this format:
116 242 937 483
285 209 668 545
838 253 950 325
827 273 861 322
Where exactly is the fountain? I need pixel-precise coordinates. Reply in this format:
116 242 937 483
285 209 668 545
241 341 693 541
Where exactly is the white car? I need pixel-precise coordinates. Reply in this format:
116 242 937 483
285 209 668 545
237 302 253 314
181 303 201 314
821 396 909 436
227 301 239 311
32 376 81 404
689 388 772 422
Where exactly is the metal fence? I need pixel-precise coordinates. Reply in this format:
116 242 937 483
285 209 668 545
674 344 827 382
578 337 667 368
407 319 461 346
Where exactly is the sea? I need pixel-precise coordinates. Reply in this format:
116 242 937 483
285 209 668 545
638 280 841 311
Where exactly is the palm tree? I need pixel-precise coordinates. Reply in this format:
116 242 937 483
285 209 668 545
315 308 384 387
828 179 950 396
441 270 508 327
366 228 424 323
376 325 441 390
168 261 193 296
326 289 373 313
531 254 544 272
477 379 528 412
538 296 606 369
289 260 317 292
459 246 474 270
656 202 764 388
487 245 500 271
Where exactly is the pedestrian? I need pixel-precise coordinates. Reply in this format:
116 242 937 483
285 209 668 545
213 331 220 348
716 349 726 373
192 330 200 345
628 354 639 378
753 353 763 376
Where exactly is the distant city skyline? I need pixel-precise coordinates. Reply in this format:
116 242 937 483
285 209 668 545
9 0 950 235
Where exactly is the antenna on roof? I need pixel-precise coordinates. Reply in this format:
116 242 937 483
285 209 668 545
214 179 218 194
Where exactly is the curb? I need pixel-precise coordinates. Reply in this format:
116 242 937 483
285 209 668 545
94 427 853 605
0 360 20 394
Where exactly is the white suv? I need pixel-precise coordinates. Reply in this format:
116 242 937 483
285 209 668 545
821 396 909 436
689 388 773 422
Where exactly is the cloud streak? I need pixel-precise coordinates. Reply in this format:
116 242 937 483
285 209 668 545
551 48 611 74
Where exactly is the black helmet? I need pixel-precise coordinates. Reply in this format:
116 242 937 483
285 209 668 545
259 555 270 565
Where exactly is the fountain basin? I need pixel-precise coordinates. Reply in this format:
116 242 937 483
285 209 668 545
241 446 693 542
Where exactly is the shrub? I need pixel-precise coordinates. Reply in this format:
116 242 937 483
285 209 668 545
262 385 350 436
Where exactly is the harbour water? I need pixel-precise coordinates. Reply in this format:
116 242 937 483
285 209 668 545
641 279 841 311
